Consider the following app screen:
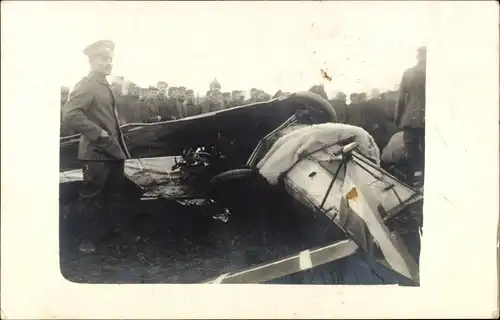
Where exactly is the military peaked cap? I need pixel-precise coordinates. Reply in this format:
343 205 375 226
83 40 115 57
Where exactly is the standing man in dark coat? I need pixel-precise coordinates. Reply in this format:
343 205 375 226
348 92 364 127
184 89 201 116
364 88 391 150
123 84 142 123
145 84 165 122
329 92 349 124
62 40 131 254
395 46 426 186
201 80 225 113
162 86 184 119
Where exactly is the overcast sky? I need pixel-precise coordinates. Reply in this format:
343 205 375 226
8 1 431 96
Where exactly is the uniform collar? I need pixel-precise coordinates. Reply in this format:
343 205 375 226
88 71 110 85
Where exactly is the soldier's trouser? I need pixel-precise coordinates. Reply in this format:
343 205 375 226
402 128 425 179
74 160 126 241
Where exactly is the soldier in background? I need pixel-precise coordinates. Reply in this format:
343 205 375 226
145 82 168 122
157 81 168 97
112 78 134 125
184 89 201 117
123 84 142 123
256 90 269 102
168 87 178 100
162 86 184 119
394 46 426 187
177 86 187 105
329 92 349 124
149 86 158 99
245 88 259 104
350 93 359 105
136 88 153 122
221 92 232 108
347 93 364 127
138 88 149 102
365 88 391 150
358 92 368 103
201 79 224 113
227 90 245 108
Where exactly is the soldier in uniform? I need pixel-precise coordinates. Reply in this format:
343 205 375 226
112 77 134 125
329 92 349 124
358 92 368 103
365 88 391 150
62 40 131 254
157 81 168 96
244 88 259 104
201 79 224 113
146 81 169 122
221 92 232 108
177 86 187 105
138 88 149 102
162 86 184 119
184 89 201 117
149 86 159 99
144 86 162 122
226 90 245 108
395 46 426 186
348 93 364 127
123 84 142 123
256 90 269 102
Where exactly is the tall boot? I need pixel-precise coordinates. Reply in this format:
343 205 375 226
72 197 103 254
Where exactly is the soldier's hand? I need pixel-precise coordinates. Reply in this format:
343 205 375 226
100 130 110 138
156 115 162 121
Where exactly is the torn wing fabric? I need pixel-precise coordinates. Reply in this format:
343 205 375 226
281 146 420 282
59 157 178 187
339 161 419 282
257 123 380 185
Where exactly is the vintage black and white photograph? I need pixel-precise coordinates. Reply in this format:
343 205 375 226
2 1 499 318
58 2 426 286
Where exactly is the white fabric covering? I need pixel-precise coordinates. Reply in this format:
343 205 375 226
256 123 380 185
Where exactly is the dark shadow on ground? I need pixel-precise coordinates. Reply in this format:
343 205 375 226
59 190 422 285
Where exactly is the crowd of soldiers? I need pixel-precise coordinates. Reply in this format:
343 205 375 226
60 79 401 152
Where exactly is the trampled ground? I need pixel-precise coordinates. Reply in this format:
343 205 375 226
59 197 422 285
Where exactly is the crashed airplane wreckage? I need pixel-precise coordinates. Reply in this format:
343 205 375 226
60 91 423 285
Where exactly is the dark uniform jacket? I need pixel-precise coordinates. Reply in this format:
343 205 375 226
346 102 365 128
395 63 426 129
145 96 167 122
184 102 201 117
329 100 349 124
62 72 130 161
201 95 224 113
159 98 184 120
115 94 135 124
